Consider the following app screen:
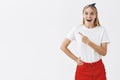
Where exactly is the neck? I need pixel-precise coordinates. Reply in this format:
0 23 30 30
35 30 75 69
84 23 95 28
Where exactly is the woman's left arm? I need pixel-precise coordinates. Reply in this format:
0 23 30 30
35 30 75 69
88 41 108 56
79 32 108 56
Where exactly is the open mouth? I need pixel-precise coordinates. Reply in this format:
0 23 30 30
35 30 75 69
86 19 92 22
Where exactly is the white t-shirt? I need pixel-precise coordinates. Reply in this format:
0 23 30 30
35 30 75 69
66 25 110 63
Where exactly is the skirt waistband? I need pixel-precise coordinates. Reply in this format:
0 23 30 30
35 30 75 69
83 59 102 65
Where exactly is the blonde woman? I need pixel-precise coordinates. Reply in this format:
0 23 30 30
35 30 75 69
60 3 110 80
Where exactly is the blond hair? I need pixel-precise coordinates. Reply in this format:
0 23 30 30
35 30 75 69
82 4 101 26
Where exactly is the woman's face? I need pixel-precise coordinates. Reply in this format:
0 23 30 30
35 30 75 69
83 7 96 25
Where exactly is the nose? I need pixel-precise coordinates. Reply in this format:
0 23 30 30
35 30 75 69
87 14 91 18
88 14 91 17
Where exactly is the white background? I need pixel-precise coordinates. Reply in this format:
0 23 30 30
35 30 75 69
0 0 120 80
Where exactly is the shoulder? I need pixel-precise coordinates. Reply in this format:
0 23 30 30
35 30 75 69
96 26 109 36
99 26 105 29
96 26 106 31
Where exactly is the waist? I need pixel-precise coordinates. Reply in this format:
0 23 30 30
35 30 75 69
83 59 103 65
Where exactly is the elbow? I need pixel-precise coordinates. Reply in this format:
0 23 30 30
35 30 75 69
60 45 64 51
102 53 106 56
60 45 67 52
101 51 107 56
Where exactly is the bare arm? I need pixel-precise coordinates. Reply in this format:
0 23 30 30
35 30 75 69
79 32 108 56
88 41 108 56
60 38 83 65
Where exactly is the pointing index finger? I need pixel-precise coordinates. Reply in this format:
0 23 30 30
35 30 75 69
78 32 84 37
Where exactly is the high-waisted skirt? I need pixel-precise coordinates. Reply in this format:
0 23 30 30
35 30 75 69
75 59 106 80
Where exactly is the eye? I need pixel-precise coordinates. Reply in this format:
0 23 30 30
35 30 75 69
90 12 94 15
85 12 88 15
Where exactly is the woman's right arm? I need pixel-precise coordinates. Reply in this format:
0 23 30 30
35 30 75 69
60 38 83 65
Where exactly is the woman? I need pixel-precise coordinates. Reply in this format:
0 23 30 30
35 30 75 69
60 3 110 80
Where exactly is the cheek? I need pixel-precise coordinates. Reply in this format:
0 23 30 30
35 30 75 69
91 15 96 20
93 15 96 18
92 16 96 19
83 14 87 18
94 15 96 18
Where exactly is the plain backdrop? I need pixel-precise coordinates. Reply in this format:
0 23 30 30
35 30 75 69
0 0 120 80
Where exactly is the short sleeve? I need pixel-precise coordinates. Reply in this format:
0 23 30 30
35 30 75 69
66 26 77 41
101 28 110 44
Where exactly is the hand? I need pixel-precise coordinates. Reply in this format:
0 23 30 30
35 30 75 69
78 32 90 44
76 57 84 65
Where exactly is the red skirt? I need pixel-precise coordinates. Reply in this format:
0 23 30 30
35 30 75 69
75 59 106 80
